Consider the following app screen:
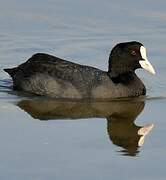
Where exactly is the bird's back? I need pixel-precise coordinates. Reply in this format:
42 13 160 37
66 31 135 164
4 53 105 98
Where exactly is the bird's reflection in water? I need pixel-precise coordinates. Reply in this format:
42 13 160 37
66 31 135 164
17 98 153 156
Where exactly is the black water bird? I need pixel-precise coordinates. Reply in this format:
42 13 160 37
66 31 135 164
4 41 155 99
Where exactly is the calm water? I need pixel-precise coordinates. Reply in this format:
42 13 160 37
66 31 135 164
0 0 166 179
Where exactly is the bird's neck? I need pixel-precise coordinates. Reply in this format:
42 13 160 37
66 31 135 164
107 71 135 84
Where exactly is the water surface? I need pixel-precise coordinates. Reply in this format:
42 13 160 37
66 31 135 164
0 0 166 179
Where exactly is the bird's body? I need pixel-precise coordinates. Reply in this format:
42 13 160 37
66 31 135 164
4 41 155 99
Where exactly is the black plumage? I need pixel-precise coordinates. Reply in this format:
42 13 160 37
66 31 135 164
4 41 154 99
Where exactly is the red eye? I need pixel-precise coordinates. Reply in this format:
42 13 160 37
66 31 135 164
131 50 137 56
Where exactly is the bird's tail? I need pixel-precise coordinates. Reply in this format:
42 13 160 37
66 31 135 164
4 67 18 77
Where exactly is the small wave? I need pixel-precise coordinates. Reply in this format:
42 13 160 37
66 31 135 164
145 96 166 101
0 79 12 90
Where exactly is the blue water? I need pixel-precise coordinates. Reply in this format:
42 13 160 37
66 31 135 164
0 0 166 179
